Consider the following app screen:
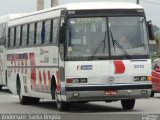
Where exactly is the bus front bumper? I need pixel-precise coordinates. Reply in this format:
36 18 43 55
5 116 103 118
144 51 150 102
63 83 152 101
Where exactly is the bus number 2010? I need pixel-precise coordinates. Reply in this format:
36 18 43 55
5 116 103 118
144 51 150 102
134 65 144 68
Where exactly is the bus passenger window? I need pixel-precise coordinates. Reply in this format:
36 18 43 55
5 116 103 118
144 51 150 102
21 25 28 46
52 18 59 44
15 26 21 47
36 22 43 45
9 27 15 48
0 23 7 45
44 20 51 45
28 23 35 46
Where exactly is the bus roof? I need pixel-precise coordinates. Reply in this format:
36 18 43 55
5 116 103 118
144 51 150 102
8 2 144 26
0 13 26 23
61 2 143 10
11 2 143 20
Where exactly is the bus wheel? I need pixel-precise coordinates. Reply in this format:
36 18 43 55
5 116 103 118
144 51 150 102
28 97 40 104
0 85 2 90
121 99 135 110
150 91 155 97
55 91 70 111
17 79 40 105
17 80 28 105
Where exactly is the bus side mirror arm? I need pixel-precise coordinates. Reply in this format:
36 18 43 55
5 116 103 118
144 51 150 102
147 20 155 41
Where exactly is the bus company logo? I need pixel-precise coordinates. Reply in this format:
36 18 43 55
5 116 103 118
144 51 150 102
77 65 93 70
108 76 114 83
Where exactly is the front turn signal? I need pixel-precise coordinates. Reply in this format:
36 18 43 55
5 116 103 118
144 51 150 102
147 76 152 81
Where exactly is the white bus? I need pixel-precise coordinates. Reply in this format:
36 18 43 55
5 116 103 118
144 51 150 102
6 2 153 111
0 14 25 90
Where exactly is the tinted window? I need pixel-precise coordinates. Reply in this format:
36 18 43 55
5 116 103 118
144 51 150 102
52 18 59 43
29 23 35 46
44 20 51 44
9 27 15 48
15 26 21 47
0 23 6 45
36 22 43 45
21 25 28 46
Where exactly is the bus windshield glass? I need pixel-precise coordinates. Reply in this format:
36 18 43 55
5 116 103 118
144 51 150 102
66 17 108 60
109 17 149 57
66 16 149 60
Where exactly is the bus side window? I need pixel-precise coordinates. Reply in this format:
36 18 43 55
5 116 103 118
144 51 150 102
44 20 51 45
52 18 59 44
8 28 10 48
28 23 35 46
9 27 15 48
36 22 43 45
15 26 21 47
0 23 6 46
21 25 28 46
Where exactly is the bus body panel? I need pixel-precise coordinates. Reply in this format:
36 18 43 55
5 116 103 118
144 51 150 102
7 46 59 99
64 60 151 101
65 60 151 84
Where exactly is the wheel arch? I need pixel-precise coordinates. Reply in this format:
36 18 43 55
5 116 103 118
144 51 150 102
16 74 20 95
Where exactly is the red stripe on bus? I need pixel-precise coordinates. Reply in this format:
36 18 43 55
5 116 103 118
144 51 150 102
113 60 125 74
29 53 36 90
43 71 46 85
39 70 42 91
43 70 47 91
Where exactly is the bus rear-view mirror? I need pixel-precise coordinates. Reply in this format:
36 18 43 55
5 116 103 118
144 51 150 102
147 20 154 40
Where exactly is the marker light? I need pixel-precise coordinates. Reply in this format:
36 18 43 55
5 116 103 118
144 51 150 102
147 76 152 81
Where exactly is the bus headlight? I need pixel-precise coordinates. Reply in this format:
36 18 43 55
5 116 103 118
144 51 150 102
134 76 147 81
66 78 87 84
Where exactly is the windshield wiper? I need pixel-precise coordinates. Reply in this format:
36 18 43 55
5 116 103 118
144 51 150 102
91 30 107 59
110 30 131 59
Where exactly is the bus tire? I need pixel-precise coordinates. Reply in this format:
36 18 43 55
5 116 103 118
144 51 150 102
51 76 70 111
57 101 70 111
54 88 70 111
51 77 56 99
55 93 70 111
17 77 40 105
121 99 135 110
0 85 2 90
28 97 40 104
150 91 154 97
17 79 28 105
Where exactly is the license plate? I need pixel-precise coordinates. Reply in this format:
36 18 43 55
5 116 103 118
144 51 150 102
105 91 117 96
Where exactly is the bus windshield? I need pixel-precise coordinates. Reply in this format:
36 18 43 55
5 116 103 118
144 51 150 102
109 17 149 57
66 16 149 60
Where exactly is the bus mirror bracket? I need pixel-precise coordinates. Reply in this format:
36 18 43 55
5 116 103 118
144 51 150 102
59 25 65 44
147 20 155 41
59 17 65 43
